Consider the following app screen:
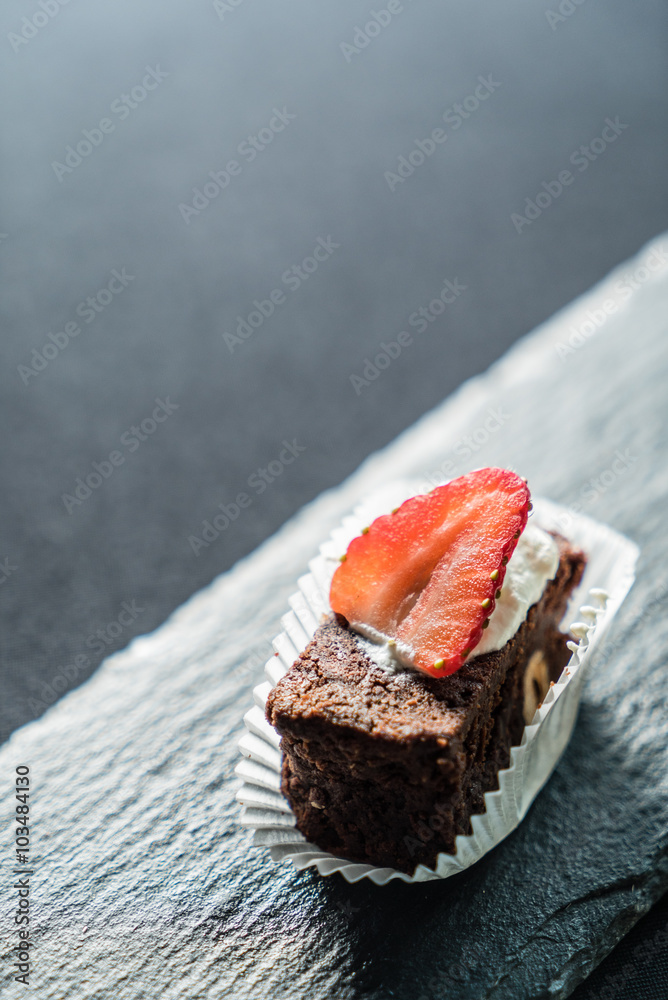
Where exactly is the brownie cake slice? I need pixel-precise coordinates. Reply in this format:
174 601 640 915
266 534 585 874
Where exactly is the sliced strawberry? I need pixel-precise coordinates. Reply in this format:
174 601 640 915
329 468 530 677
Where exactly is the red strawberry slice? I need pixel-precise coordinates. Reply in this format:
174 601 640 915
329 468 530 676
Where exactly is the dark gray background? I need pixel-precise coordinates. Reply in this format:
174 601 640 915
1 0 667 994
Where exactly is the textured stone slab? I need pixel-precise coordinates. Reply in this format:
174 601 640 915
1 235 667 999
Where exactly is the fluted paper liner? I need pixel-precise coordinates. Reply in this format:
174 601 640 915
236 485 639 884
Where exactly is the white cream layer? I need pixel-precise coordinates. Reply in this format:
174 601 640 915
473 522 559 656
351 522 560 675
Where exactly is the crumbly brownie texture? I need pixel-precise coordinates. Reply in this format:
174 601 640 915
266 536 586 874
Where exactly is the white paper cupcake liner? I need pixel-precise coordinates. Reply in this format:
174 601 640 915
236 485 639 884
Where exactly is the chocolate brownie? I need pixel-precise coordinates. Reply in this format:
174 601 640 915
266 535 586 874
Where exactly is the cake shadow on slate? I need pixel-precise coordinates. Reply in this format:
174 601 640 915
265 470 586 875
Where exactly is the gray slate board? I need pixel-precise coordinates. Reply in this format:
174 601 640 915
1 235 668 999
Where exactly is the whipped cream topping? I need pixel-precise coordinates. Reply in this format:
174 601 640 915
472 522 559 657
350 522 560 675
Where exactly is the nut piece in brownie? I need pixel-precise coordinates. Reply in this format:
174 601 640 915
266 535 585 874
